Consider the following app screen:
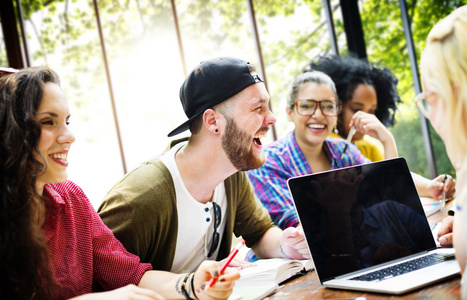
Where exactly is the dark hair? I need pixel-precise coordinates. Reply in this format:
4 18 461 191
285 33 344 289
287 71 337 108
0 66 60 299
306 55 401 134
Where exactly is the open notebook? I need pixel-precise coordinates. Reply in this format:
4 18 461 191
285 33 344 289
229 258 313 300
287 157 460 294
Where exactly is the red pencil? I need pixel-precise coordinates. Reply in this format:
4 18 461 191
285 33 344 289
207 239 245 288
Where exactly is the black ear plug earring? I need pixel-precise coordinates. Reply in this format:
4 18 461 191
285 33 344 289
215 129 219 133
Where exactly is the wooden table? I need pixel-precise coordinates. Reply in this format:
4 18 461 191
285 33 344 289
266 202 461 299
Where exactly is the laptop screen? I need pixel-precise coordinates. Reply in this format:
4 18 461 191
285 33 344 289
287 158 436 283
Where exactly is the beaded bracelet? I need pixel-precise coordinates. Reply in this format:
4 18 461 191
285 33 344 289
178 273 191 300
190 273 199 300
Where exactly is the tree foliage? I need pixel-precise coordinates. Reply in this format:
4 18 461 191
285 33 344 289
4 0 465 179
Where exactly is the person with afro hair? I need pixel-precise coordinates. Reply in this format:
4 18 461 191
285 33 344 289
307 55 401 161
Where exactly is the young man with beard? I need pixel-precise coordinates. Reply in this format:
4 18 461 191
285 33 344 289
97 57 310 295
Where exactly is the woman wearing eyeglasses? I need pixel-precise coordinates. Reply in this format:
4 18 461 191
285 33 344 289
417 5 467 276
247 71 371 229
0 67 239 300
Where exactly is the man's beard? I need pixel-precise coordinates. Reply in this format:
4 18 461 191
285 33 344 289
222 117 266 171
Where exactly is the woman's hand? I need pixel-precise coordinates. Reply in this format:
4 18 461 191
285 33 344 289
70 284 164 300
350 111 391 142
349 111 398 159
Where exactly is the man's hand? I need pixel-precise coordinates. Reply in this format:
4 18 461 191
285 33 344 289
428 174 456 200
280 227 311 260
195 260 240 300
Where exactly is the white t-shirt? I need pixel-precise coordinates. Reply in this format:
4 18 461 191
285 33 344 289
160 141 227 273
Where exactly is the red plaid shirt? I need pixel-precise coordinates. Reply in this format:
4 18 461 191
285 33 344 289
42 181 152 299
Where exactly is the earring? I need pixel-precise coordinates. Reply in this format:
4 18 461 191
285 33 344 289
333 125 339 135
215 129 219 133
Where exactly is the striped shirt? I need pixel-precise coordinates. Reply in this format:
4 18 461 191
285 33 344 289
43 181 152 299
247 131 370 229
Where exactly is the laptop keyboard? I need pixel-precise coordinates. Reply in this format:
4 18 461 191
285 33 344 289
350 253 455 282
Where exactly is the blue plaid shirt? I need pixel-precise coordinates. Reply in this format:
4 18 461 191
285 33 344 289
247 131 370 230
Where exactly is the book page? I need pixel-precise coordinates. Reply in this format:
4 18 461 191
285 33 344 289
420 196 441 217
275 259 314 284
235 258 292 287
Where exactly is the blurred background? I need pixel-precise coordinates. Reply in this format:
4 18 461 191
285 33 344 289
1 0 464 208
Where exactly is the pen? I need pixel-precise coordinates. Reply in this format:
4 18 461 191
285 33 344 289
207 239 245 288
341 126 356 159
441 174 447 210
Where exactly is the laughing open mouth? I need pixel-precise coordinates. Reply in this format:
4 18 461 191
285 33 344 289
253 132 266 146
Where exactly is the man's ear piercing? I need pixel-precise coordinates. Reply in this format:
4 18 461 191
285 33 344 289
215 129 219 133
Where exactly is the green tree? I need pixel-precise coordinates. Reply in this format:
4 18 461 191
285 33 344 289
6 0 465 179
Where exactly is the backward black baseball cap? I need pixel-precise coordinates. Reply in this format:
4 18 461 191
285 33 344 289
167 57 263 137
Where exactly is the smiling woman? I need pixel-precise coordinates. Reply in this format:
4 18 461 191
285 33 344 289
0 66 156 299
34 82 75 189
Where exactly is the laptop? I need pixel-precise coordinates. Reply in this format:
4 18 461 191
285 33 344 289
287 157 460 294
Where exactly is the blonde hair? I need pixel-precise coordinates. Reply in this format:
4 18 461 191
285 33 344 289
420 5 467 167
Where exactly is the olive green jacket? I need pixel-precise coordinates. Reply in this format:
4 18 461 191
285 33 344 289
98 140 275 271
